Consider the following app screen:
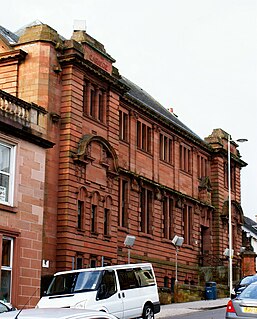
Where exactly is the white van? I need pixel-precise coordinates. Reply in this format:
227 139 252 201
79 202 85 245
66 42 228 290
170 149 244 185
37 263 160 319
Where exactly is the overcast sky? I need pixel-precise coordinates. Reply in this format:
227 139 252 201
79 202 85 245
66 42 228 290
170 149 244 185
1 0 256 220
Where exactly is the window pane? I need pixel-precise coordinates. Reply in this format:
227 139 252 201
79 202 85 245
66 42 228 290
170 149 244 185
0 270 11 302
2 238 11 267
0 175 9 202
0 145 10 173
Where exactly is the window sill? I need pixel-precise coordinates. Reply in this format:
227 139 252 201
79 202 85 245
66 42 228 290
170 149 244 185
90 232 99 238
140 233 153 240
119 139 129 145
0 203 18 213
160 159 174 167
137 148 153 157
161 238 172 244
118 226 129 233
183 243 193 250
179 169 192 176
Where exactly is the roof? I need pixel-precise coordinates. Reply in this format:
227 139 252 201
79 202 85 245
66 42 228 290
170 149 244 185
244 216 257 236
1 23 206 145
0 25 18 44
15 19 45 37
120 76 204 142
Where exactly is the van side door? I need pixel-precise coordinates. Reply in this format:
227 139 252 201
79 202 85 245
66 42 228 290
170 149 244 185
116 268 142 319
96 270 124 319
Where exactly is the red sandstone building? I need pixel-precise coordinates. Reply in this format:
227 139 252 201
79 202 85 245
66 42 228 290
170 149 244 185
0 21 249 306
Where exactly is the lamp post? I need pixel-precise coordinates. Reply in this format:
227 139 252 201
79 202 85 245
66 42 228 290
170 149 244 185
172 235 184 283
228 135 247 296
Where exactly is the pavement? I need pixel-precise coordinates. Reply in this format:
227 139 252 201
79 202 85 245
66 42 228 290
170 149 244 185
156 298 230 317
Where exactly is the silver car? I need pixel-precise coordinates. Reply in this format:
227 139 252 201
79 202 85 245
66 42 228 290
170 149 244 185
226 281 257 318
0 308 118 319
0 301 16 314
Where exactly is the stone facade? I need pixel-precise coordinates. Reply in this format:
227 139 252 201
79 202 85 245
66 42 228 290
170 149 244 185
0 89 53 308
0 22 248 306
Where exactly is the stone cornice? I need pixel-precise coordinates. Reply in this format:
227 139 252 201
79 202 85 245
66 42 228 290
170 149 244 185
0 49 27 64
121 94 212 153
58 53 129 94
119 167 215 210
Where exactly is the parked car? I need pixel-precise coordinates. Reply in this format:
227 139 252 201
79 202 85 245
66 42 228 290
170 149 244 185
231 274 257 298
226 281 257 318
0 301 16 314
0 308 118 319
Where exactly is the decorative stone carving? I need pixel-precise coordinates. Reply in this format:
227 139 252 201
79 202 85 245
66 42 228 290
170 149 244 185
198 177 212 204
131 178 140 192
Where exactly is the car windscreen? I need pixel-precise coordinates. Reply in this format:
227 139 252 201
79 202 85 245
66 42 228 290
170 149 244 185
45 271 102 295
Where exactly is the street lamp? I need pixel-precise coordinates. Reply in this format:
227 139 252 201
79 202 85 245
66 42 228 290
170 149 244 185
172 235 184 283
124 235 136 264
228 135 247 296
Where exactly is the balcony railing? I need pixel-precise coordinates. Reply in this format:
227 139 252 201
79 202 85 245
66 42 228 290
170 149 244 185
0 89 47 135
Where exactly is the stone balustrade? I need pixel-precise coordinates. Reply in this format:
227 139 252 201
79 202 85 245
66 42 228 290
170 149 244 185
0 89 47 135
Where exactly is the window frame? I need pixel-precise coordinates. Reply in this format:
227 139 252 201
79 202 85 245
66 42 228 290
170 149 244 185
160 133 173 164
179 143 192 174
83 79 106 124
119 110 129 142
140 187 153 234
0 236 14 303
0 140 16 206
119 178 129 228
162 196 174 240
136 120 152 154
183 205 193 245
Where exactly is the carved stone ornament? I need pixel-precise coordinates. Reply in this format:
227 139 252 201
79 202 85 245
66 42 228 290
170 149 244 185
175 197 185 209
154 188 162 201
131 178 140 192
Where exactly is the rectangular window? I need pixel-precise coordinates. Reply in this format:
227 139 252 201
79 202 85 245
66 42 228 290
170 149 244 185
183 205 193 244
119 110 129 142
83 80 106 123
91 205 97 233
224 162 236 191
104 208 110 236
98 93 104 122
0 141 15 206
90 89 95 117
160 133 173 163
119 179 128 228
76 256 83 269
90 258 97 268
180 144 191 173
140 188 153 234
163 197 173 240
197 155 208 178
77 200 83 230
0 237 13 302
137 121 141 148
137 121 152 154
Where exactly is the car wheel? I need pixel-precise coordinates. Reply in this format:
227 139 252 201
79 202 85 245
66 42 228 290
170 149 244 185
142 304 154 319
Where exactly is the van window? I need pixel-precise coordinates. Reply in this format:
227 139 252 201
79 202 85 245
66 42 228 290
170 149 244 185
97 270 117 300
117 269 139 290
134 267 155 287
46 271 101 295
